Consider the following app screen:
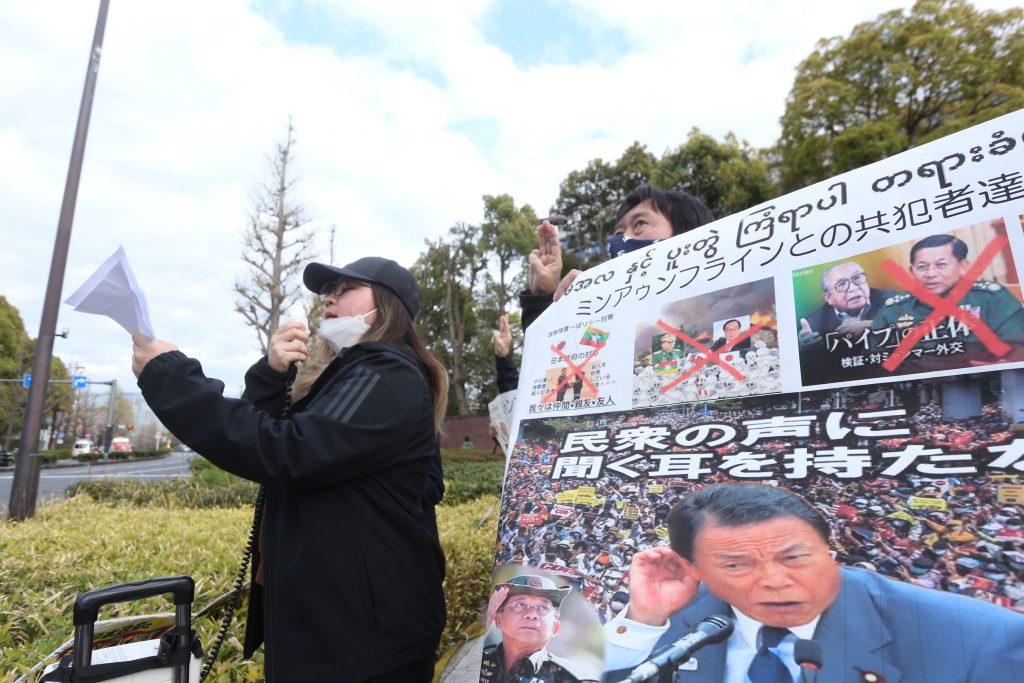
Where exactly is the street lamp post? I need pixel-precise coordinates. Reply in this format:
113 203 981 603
9 0 111 520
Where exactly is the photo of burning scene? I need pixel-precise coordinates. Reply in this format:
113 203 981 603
631 278 779 407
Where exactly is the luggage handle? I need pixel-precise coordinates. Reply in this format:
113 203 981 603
70 576 195 679
74 576 194 625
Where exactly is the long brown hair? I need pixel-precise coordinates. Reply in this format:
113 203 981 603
291 283 449 434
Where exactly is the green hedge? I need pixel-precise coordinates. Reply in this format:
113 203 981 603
9 451 505 680
443 461 505 505
65 478 261 509
0 494 498 681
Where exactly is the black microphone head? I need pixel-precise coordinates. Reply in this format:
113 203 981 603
795 639 823 669
695 615 735 643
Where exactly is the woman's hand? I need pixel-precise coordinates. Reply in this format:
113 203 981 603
132 331 178 378
268 321 309 372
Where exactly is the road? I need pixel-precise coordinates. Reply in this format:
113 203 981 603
0 452 194 516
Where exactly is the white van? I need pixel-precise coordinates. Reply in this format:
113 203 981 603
72 439 95 457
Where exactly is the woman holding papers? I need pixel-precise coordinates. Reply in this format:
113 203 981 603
131 256 448 682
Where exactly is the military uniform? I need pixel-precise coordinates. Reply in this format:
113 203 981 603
479 643 597 683
869 280 1024 371
651 348 684 377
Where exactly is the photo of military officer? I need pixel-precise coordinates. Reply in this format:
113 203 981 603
870 232 1024 372
793 219 1024 385
480 573 600 682
650 332 685 383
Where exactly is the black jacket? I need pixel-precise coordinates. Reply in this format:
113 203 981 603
138 342 446 680
519 289 554 330
495 353 520 394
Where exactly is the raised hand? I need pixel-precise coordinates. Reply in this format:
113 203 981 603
528 220 564 295
268 321 309 372
625 547 701 626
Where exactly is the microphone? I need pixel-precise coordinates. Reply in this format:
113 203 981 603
795 638 823 683
620 615 734 683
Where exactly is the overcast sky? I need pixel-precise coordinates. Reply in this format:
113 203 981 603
1 0 1019 398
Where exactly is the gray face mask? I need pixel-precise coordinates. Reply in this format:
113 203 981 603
319 309 376 352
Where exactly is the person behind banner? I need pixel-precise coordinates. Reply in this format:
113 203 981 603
482 575 597 683
798 261 892 382
494 313 520 394
520 184 715 330
603 483 1024 683
709 319 751 352
869 234 1024 370
131 256 448 681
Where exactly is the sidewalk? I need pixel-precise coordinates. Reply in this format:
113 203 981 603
438 636 483 682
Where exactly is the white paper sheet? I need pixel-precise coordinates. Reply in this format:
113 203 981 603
64 246 155 338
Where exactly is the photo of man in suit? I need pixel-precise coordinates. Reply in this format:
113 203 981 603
710 319 751 353
797 261 891 383
602 484 1024 683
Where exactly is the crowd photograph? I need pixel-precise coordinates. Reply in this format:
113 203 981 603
495 372 1024 627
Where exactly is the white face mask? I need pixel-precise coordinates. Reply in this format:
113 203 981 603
319 309 376 353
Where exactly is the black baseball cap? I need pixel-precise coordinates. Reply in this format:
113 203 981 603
303 256 419 318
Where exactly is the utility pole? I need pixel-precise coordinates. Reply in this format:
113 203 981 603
101 379 117 455
9 0 111 520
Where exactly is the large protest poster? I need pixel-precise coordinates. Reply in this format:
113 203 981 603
482 112 1024 682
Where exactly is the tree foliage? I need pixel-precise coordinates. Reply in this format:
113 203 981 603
414 224 489 416
0 296 29 449
776 0 1024 191
0 297 72 450
413 194 537 417
550 142 656 270
234 118 316 354
651 128 775 218
480 194 537 315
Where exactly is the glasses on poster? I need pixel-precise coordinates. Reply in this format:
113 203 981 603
501 601 554 616
829 272 867 293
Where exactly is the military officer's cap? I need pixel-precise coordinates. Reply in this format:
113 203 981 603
497 574 571 607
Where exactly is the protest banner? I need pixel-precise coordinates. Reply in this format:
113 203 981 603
482 111 1024 682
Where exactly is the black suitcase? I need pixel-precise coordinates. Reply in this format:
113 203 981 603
37 576 202 683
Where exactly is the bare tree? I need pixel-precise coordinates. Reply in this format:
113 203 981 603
234 118 315 353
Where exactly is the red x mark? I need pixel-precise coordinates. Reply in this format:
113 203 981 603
880 234 1011 372
656 319 764 393
542 344 601 403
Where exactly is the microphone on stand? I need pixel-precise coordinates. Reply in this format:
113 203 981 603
618 615 735 683
794 639 823 683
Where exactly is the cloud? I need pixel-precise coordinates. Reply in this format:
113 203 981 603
1 0 1019 402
